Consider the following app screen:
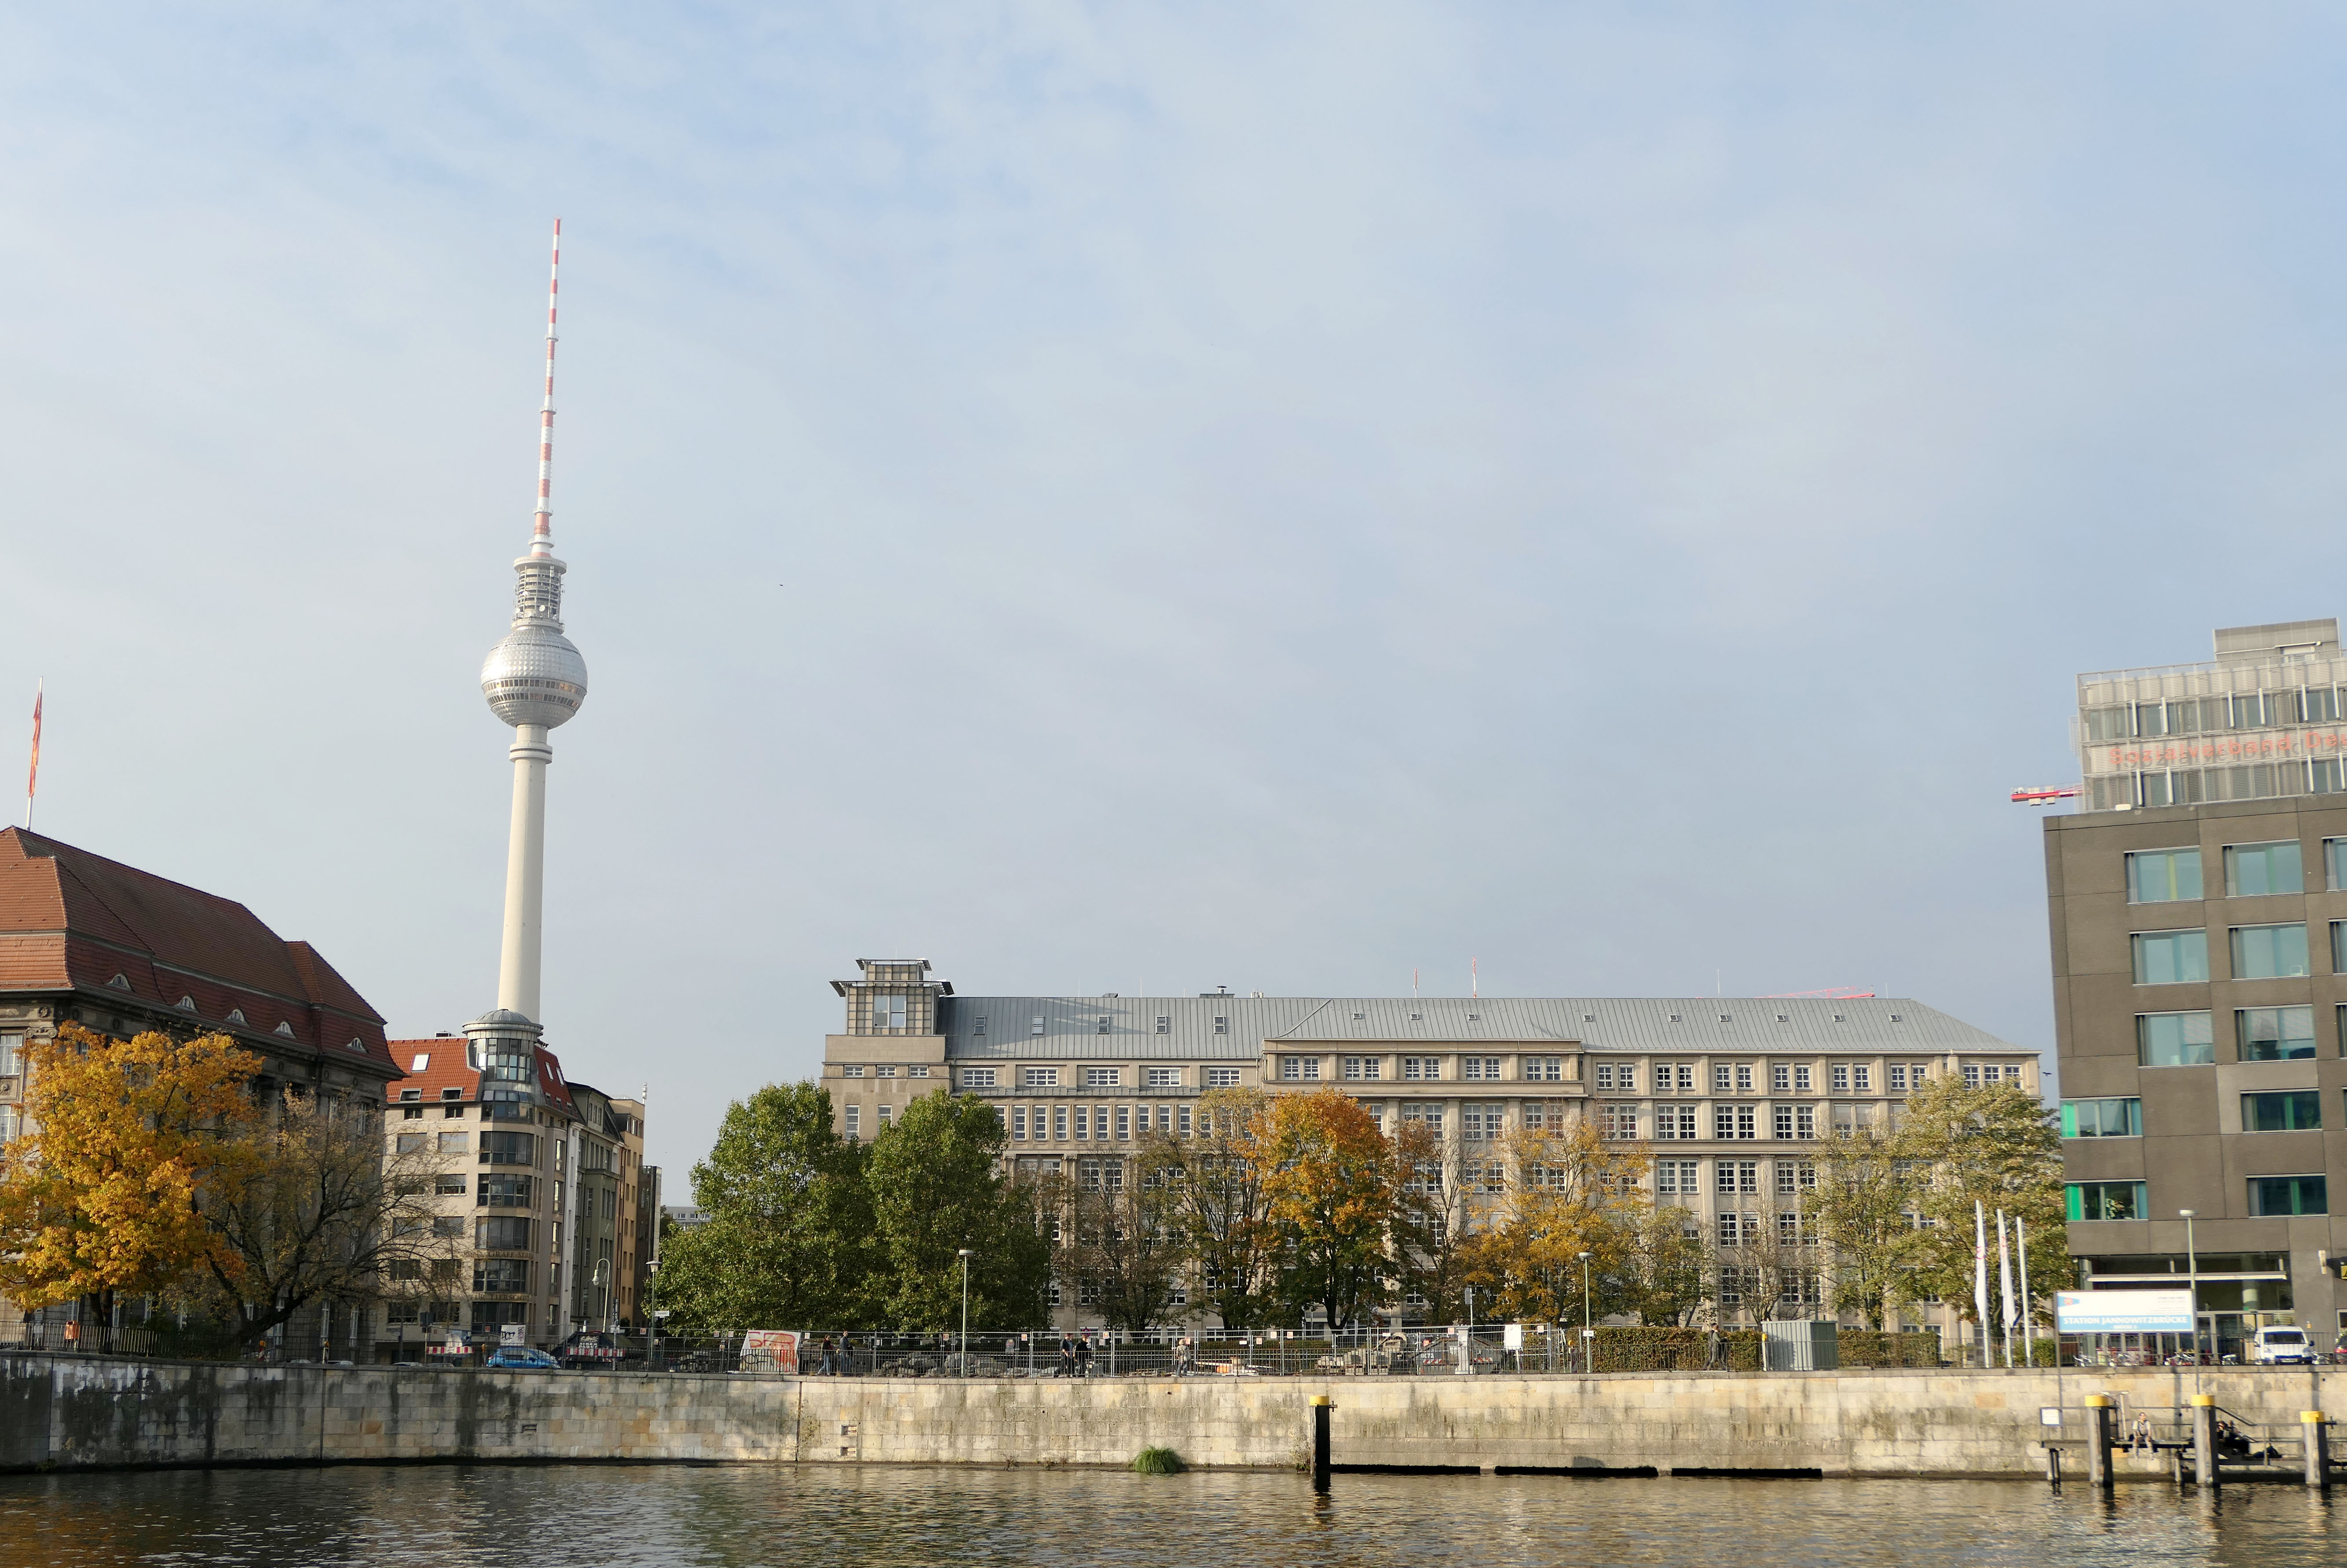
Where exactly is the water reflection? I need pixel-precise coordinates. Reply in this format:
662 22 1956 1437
0 1464 2336 1568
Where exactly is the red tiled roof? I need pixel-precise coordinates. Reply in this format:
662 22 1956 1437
384 1038 577 1120
0 827 393 1075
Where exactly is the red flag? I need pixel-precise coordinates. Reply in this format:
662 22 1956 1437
24 683 40 817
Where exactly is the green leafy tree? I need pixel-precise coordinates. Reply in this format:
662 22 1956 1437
1894 1074 2065 1334
1389 1116 1471 1323
656 1082 872 1334
1799 1129 1918 1328
865 1092 1051 1330
1624 1200 1712 1326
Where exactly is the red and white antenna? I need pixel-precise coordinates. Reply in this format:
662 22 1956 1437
531 218 561 559
2010 786 2080 806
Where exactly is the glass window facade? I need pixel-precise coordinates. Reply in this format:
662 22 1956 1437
2066 1180 2149 1221
2230 923 2309 978
2131 929 2209 984
2137 1012 2214 1067
2223 840 2303 897
2061 1098 2142 1137
2246 1175 2328 1216
2126 849 2203 903
2241 1090 2321 1132
2237 1005 2316 1061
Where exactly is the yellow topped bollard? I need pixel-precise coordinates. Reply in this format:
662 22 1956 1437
2302 1412 2329 1493
1311 1395 1333 1490
2189 1394 2218 1491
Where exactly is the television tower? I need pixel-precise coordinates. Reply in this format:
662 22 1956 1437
471 220 588 1070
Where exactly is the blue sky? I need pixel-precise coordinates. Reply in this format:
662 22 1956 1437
5 4 2345 1172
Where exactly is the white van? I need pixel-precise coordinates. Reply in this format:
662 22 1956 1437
2248 1325 2314 1365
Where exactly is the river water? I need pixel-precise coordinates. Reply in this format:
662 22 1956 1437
2 1464 2341 1567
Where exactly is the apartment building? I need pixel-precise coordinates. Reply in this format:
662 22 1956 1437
381 1035 582 1357
821 960 2038 1330
2049 618 2347 1356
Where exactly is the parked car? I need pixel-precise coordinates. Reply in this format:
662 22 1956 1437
2247 1325 2316 1366
485 1346 561 1371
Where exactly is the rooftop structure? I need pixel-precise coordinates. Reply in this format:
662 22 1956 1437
2075 618 2347 813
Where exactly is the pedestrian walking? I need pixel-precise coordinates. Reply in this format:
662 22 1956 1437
1057 1334 1076 1378
1075 1335 1093 1378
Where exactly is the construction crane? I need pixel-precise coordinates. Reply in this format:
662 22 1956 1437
2010 786 2081 806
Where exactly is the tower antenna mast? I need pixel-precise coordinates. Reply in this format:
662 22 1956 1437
534 218 560 557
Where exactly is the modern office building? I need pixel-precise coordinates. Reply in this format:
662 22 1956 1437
821 959 2039 1331
2048 618 2347 1357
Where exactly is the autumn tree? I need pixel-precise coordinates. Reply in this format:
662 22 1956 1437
0 1027 259 1338
1260 1089 1397 1331
864 1091 1051 1330
1894 1074 2065 1330
1163 1088 1280 1330
1460 1120 1643 1323
655 1082 873 1334
0 1025 453 1354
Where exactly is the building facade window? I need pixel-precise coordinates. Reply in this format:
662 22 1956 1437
1794 1105 1815 1139
840 1065 865 1078
2238 1005 2316 1062
1656 1103 1697 1139
961 1067 997 1088
1085 1067 1120 1086
2242 1090 2321 1132
2132 929 2210 985
843 1106 859 1139
2066 1180 2148 1221
1462 1056 1502 1081
1461 1104 1503 1141
2230 923 2310 978
871 994 908 1030
1053 1106 1068 1140
1852 1065 1871 1091
1713 1064 1733 1092
1279 1056 1322 1081
1599 1103 1638 1140
1661 1063 1694 1091
1523 1056 1564 1081
2223 840 2304 898
1024 1067 1059 1087
2061 1098 2142 1138
1341 1056 1382 1081
1011 1106 1027 1139
1403 1056 1441 1081
2246 1174 2328 1216
2138 1011 2215 1067
1888 1064 1908 1092
1402 1103 1444 1136
2126 848 2203 903
1655 1159 1698 1198
1205 1068 1240 1088
1146 1067 1181 1086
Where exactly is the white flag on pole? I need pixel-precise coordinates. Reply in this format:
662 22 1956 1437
1973 1200 1991 1367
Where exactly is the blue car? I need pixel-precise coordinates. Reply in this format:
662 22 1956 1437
485 1346 560 1370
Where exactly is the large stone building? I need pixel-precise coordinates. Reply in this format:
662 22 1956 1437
2048 617 2347 1357
821 959 2038 1331
0 827 400 1347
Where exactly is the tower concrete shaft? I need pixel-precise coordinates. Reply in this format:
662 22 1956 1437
497 724 553 1022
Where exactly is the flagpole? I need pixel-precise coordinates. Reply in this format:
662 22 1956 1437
1996 1209 2016 1369
23 679 40 831
2015 1216 2034 1367
1973 1200 1990 1369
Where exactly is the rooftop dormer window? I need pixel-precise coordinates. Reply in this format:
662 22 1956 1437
177 996 197 1012
226 1009 247 1026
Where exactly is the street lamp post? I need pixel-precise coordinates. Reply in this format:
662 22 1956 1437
957 1248 974 1379
1578 1251 1594 1375
2179 1209 2200 1364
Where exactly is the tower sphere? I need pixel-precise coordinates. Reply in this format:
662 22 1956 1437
482 620 588 729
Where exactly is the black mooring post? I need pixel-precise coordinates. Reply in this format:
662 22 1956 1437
1313 1394 1332 1491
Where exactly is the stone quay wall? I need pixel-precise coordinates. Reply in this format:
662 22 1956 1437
3 1353 2339 1477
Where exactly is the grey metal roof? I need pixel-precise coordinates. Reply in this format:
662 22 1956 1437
937 995 2025 1060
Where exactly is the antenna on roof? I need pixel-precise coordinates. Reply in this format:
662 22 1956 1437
532 218 561 559
1471 957 1478 999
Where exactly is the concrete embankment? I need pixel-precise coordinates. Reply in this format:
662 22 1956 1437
2 1353 2338 1477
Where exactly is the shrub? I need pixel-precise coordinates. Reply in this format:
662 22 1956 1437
1132 1447 1186 1474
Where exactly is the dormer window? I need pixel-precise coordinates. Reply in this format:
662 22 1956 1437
441 1087 462 1100
1096 1016 1111 1035
399 1088 422 1102
226 1009 247 1026
107 974 131 991
345 1038 367 1054
277 1022 297 1037
176 995 197 1012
